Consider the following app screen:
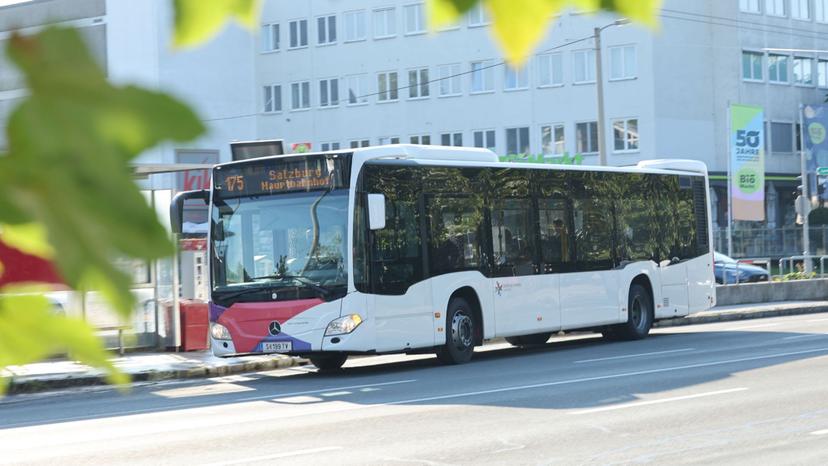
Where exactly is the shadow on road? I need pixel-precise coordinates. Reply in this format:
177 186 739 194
3 328 828 429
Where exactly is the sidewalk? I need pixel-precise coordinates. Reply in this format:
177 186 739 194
3 300 827 396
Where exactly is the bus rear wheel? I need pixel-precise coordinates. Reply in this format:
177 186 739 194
602 283 653 341
309 353 348 372
505 333 552 347
436 298 475 365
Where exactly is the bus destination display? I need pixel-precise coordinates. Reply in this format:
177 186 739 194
215 155 350 197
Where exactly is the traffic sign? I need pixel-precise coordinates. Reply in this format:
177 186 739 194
818 167 828 176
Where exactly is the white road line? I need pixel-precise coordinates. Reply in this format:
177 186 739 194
808 318 828 323
728 323 780 330
811 429 828 436
371 347 828 408
574 348 695 364
781 334 828 341
202 446 342 465
569 388 748 415
0 379 417 429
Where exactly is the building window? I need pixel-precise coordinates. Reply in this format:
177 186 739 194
573 49 596 83
440 132 463 146
541 124 565 155
405 3 426 34
344 10 366 42
291 81 310 109
473 129 496 151
504 65 529 90
438 63 462 96
410 134 431 145
818 59 828 88
576 121 599 154
377 71 399 101
613 118 639 152
346 74 369 105
317 15 336 45
742 51 763 81
468 4 489 26
506 127 530 155
740 0 761 13
794 57 814 85
537 53 563 87
792 0 810 19
817 0 828 22
288 19 308 48
768 54 789 83
261 23 279 52
318 78 339 107
373 7 397 38
321 142 341 151
766 0 785 16
263 84 282 113
350 139 370 148
408 67 430 98
471 60 495 93
378 136 401 145
609 45 636 80
771 122 793 153
796 122 802 151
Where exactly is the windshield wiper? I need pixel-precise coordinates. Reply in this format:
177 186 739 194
213 285 285 302
250 274 331 299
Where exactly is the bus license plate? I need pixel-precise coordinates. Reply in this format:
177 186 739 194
262 342 292 353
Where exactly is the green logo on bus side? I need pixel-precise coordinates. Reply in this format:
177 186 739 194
499 152 585 165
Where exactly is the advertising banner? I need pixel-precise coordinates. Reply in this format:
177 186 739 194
802 104 828 198
730 104 765 221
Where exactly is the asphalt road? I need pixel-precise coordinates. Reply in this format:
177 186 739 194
3 313 828 465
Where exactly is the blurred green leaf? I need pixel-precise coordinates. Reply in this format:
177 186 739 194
173 0 261 47
0 27 204 317
428 0 661 65
0 285 128 393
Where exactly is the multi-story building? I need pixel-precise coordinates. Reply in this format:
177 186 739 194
3 0 828 257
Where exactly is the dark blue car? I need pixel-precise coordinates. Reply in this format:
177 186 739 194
714 252 770 284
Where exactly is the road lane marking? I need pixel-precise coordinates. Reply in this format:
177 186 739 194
811 429 828 436
202 446 342 465
728 323 780 330
808 318 828 323
0 379 417 429
373 347 828 407
569 388 748 415
574 348 695 364
781 334 828 341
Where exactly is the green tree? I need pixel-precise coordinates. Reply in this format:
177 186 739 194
0 0 658 392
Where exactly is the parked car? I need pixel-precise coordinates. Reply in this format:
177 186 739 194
714 252 770 284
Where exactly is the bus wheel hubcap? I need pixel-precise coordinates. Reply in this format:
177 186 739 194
631 297 644 330
451 311 473 349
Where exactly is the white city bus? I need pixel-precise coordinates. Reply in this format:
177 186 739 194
172 145 715 371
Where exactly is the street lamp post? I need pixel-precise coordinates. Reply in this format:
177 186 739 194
594 19 630 166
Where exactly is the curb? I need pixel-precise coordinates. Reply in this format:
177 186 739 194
5 355 307 395
5 304 828 395
654 305 828 328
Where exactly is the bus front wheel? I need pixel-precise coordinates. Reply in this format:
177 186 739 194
602 283 653 341
309 353 348 372
436 298 475 365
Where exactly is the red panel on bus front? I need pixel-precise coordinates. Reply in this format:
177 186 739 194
217 298 323 353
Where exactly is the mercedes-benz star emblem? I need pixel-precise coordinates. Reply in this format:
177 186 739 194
268 321 282 336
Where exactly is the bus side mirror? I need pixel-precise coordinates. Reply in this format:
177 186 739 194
170 189 209 234
367 193 386 230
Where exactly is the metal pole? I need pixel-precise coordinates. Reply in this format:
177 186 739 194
727 104 733 257
172 233 182 351
800 104 812 273
595 27 607 166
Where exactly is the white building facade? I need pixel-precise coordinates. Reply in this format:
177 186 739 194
3 0 828 256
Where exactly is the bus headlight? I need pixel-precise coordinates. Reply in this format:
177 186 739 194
211 323 232 340
325 314 363 336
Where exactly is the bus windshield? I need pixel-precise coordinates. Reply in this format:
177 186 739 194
212 189 349 292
